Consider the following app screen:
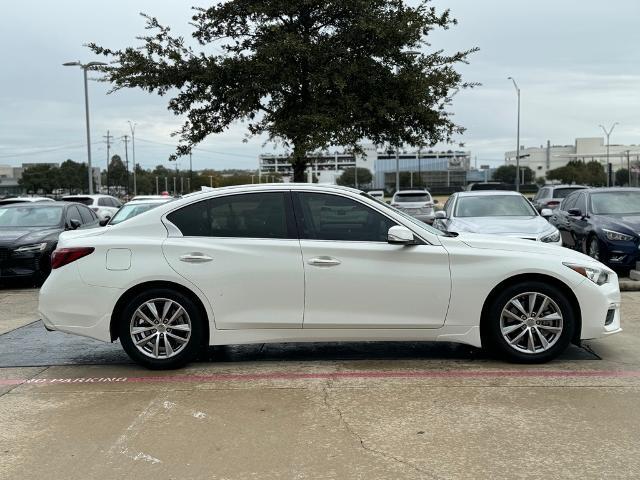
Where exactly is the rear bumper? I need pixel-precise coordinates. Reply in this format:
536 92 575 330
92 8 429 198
38 264 121 342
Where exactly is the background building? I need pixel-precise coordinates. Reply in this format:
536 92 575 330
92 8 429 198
259 145 472 191
0 164 24 196
505 138 640 180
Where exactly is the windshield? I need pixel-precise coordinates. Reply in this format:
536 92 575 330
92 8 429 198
0 205 64 227
109 202 165 225
554 188 584 199
455 195 537 217
591 191 640 215
63 197 93 206
394 193 431 203
361 193 443 235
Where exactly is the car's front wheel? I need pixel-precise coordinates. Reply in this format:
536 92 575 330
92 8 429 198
118 289 204 369
483 281 575 363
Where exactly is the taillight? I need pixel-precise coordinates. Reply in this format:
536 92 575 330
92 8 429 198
51 247 95 269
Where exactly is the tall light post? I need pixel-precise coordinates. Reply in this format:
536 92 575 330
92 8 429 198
507 77 521 192
63 61 107 194
128 121 137 195
599 123 619 187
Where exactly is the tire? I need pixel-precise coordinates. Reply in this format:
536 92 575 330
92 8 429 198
587 235 601 261
483 281 575 363
118 288 204 369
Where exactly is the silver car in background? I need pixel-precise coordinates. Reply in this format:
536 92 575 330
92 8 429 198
391 189 436 224
433 191 561 244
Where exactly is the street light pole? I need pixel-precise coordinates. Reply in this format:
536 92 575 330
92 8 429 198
128 121 137 196
599 123 619 187
508 77 521 192
63 61 107 194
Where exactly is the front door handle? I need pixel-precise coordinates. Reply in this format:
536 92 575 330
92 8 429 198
179 252 213 263
308 256 341 267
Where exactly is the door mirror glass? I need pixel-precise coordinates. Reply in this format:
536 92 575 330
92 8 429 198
540 208 553 218
568 208 582 217
387 225 415 245
99 217 110 227
69 218 81 230
434 211 447 219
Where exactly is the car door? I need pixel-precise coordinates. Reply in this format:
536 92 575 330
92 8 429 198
293 191 451 329
568 192 591 250
554 193 578 247
162 191 304 329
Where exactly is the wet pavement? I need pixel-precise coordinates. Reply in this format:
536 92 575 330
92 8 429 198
1 289 640 479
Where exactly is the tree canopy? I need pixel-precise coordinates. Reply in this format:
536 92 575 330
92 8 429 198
546 160 606 186
88 0 477 181
493 165 534 184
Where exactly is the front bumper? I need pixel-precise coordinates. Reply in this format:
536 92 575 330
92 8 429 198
573 273 622 340
0 248 50 279
598 238 640 270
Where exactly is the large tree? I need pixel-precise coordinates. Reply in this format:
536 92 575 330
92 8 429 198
89 1 477 181
493 165 534 184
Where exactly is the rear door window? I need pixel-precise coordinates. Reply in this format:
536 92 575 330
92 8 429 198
167 192 294 239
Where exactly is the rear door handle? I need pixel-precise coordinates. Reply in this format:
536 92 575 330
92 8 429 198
307 256 341 267
179 252 213 263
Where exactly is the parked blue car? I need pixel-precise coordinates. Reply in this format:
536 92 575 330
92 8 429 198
549 188 640 271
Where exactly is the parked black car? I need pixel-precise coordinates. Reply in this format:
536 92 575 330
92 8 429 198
0 202 99 285
549 188 640 271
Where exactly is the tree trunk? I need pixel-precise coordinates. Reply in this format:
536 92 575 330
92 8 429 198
291 145 308 182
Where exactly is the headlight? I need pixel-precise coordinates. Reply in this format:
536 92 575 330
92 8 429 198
540 229 560 243
603 229 634 242
14 243 48 253
563 263 609 285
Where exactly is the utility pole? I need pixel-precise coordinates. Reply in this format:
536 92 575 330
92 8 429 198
599 123 619 187
122 135 130 196
209 175 213 187
62 60 107 194
164 176 168 193
155 176 159 195
128 121 137 196
189 152 193 193
173 176 177 195
508 77 521 192
180 176 184 195
103 130 113 195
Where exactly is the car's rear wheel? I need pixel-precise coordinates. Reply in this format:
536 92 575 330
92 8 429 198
119 289 204 369
483 281 575 363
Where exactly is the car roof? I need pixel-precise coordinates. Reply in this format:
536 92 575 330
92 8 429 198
545 185 588 189
125 198 173 205
585 187 640 193
62 194 114 198
456 190 523 197
393 190 430 195
0 201 71 208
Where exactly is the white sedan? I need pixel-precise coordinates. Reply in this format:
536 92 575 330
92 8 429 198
39 184 621 369
434 191 561 244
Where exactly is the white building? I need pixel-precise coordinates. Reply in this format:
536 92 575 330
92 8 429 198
505 138 640 180
259 145 471 190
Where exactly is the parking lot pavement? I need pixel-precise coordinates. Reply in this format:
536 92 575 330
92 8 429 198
0 288 39 335
1 293 640 479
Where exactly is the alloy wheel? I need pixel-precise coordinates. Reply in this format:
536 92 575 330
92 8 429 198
588 238 600 260
130 298 192 359
499 292 563 354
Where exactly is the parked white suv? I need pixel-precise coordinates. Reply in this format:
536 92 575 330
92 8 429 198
391 190 435 224
61 195 122 221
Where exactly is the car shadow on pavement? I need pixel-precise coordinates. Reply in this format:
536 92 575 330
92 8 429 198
0 320 599 368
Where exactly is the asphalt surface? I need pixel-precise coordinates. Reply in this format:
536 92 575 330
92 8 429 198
1 288 640 480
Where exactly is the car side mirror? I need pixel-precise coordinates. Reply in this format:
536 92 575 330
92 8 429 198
99 217 110 227
540 208 553 218
387 225 416 245
568 208 582 217
69 219 81 230
434 211 447 220
528 197 534 202
433 199 439 204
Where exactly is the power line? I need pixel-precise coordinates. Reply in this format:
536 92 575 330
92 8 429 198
0 143 94 159
136 137 256 159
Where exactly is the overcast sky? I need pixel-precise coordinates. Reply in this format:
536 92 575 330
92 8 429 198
1 0 639 172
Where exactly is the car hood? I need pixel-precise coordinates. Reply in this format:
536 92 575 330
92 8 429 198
0 227 62 246
450 216 553 235
593 214 640 233
456 232 598 263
